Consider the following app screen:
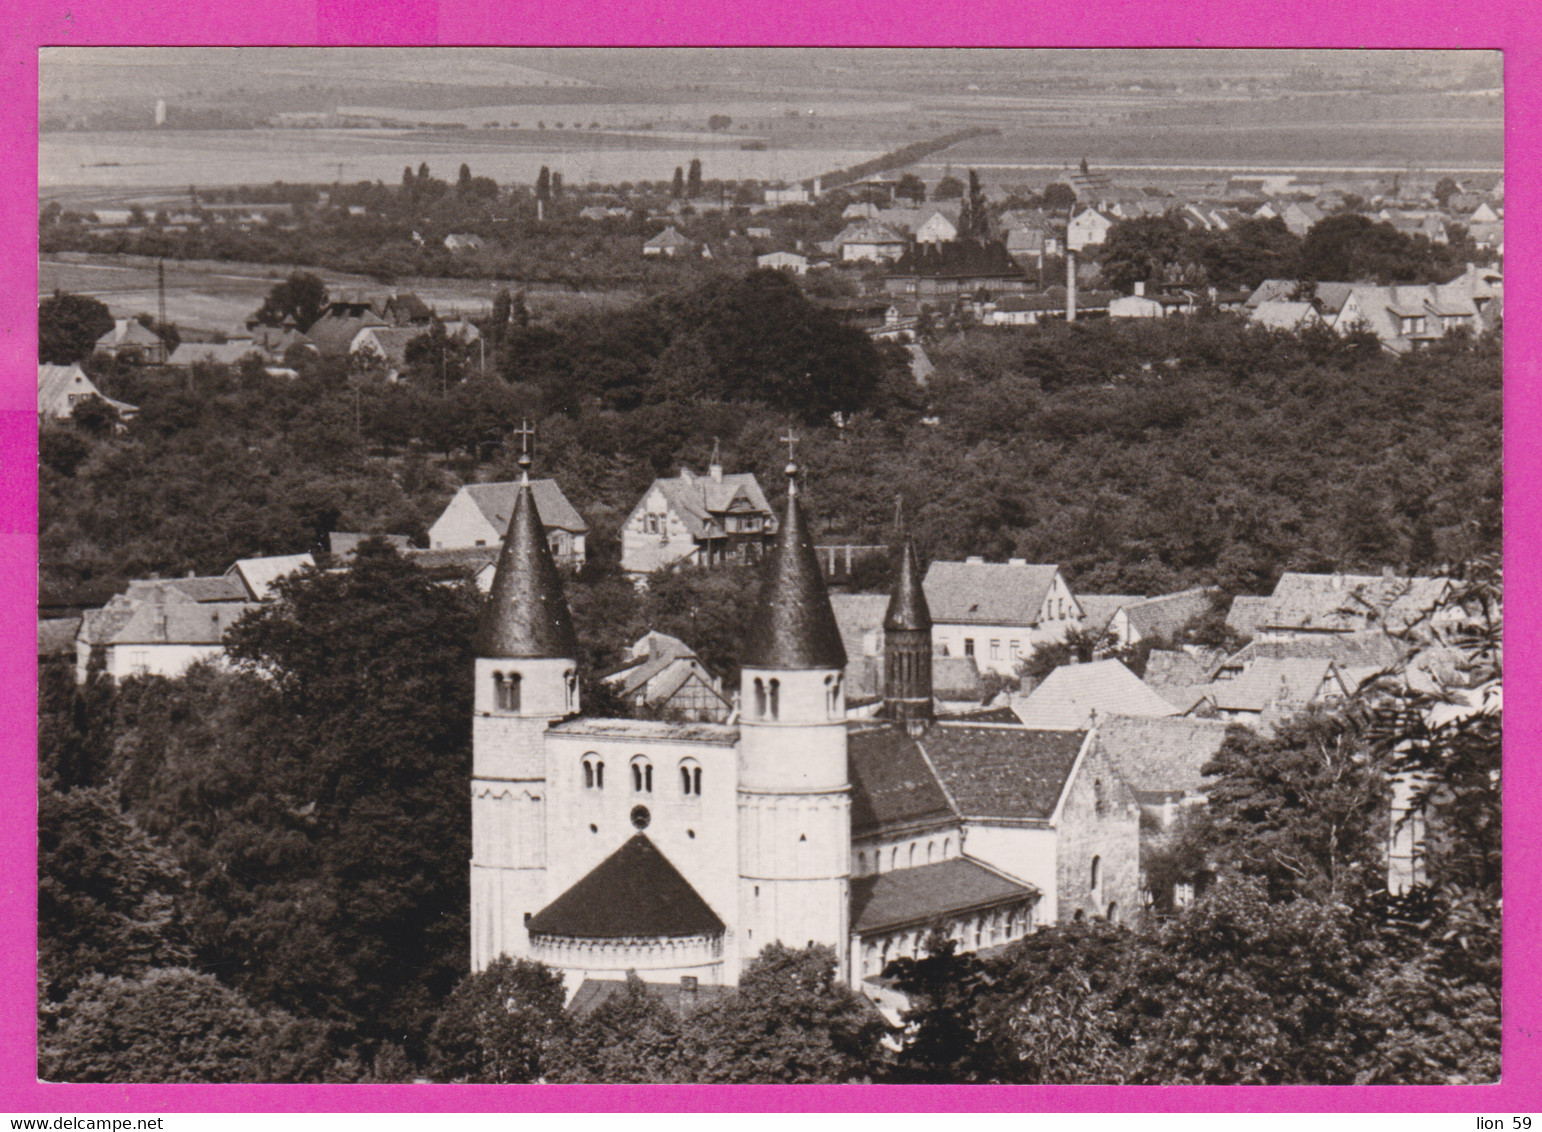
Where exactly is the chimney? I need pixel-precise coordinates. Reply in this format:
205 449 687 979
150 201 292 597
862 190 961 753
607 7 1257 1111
679 466 694 484
1008 558 1027 566
966 556 985 565
1134 281 1146 297
1382 565 1396 580
1066 249 1078 322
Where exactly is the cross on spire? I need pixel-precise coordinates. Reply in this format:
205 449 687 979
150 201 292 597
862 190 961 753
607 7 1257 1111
893 493 905 531
780 425 799 495
514 418 535 481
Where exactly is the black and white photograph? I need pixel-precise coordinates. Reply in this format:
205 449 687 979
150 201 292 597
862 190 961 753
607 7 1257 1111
35 47 1502 1087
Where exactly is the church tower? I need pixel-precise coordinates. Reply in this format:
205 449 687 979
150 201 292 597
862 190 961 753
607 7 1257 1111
736 448 851 978
470 448 580 971
880 505 933 733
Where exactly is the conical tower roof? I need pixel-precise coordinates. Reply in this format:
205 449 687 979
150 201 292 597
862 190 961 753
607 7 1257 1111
742 463 847 670
475 461 579 660
884 517 931 633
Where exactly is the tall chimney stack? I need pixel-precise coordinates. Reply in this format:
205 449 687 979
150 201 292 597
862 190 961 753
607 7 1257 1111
1066 249 1078 323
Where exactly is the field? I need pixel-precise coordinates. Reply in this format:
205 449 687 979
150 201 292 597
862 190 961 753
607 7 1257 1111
39 253 638 332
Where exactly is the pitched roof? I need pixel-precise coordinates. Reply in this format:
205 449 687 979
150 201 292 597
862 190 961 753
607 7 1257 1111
476 474 580 660
1219 632 1411 674
227 554 315 600
1209 656 1336 713
96 319 163 349
1015 659 1179 730
39 617 82 657
107 599 260 646
327 532 414 557
923 560 1062 626
649 471 773 541
850 857 1036 934
835 221 906 246
38 364 98 414
351 326 420 367
830 593 890 660
124 575 249 603
741 480 846 671
1225 595 1271 639
644 225 692 249
933 656 984 702
847 724 957 834
1076 594 1142 637
527 834 725 940
1094 713 1233 801
1313 282 1357 314
1258 572 1450 635
920 725 1088 822
403 545 499 576
165 342 267 367
1142 648 1219 690
461 479 589 535
1244 279 1298 308
1120 587 1216 641
1249 300 1320 330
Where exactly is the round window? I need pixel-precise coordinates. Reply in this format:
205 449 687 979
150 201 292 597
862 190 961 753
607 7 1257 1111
630 805 651 830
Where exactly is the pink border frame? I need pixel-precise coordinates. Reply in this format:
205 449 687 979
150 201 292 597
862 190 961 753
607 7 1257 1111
6 9 1535 1113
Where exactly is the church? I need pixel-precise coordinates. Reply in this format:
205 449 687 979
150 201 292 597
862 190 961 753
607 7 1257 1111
470 448 1139 995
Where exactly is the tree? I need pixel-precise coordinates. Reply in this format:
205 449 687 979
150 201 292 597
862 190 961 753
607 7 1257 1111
1433 177 1460 208
70 395 121 438
687 158 703 198
38 291 114 364
681 944 885 1082
40 968 334 1083
957 169 989 239
1018 626 1102 685
884 934 996 1082
1097 214 1197 291
253 272 328 332
535 165 551 203
551 172 563 197
427 957 568 1083
547 972 685 1082
1041 182 1077 212
671 166 686 199
707 114 732 131
894 173 926 204
933 174 964 200
38 781 194 1001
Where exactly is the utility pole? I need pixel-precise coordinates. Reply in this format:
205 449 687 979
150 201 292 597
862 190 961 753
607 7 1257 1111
157 259 168 364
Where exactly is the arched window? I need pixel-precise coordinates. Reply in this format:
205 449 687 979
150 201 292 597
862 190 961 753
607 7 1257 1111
908 842 916 867
582 754 603 790
943 837 951 858
1094 777 1107 816
680 760 702 797
753 678 766 718
631 756 653 794
890 846 899 870
1090 855 1102 897
1106 901 1120 925
584 761 593 789
825 673 842 717
857 851 867 875
564 669 577 712
768 678 780 720
927 840 936 864
494 671 521 711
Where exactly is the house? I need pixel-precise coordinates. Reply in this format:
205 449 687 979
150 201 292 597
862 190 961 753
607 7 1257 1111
1279 200 1325 237
922 558 1083 676
764 186 810 205
873 207 959 245
1141 648 1225 711
249 326 315 358
1332 284 1480 353
349 326 422 380
1108 283 1196 320
93 319 164 362
428 479 589 569
444 233 486 252
1207 656 1354 724
1100 587 1216 649
883 240 1030 299
469 465 1138 998
225 553 316 600
1470 201 1500 225
74 574 256 683
601 631 732 723
834 221 907 264
1249 300 1323 331
327 532 414 559
620 462 775 574
1067 208 1113 252
165 341 269 368
382 293 435 326
302 301 388 358
404 546 501 592
643 226 693 257
1013 659 1181 730
1239 570 1456 642
756 251 809 274
38 364 138 423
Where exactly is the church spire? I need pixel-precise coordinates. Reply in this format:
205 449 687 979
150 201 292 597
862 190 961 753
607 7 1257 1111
475 425 578 660
881 496 933 728
741 432 846 670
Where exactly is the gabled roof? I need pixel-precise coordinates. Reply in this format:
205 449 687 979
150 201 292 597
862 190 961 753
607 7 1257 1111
933 656 984 702
1142 648 1220 691
1258 572 1450 635
1094 713 1233 801
921 724 1088 822
350 326 420 367
527 834 725 940
39 617 82 657
1249 300 1320 330
1312 282 1357 314
328 532 414 557
850 857 1036 934
403 545 499 575
227 554 315 600
829 593 890 660
462 479 589 535
1210 656 1337 713
1016 659 1179 730
1225 595 1271 639
848 724 957 834
166 341 266 368
923 560 1063 626
644 225 692 249
107 599 260 646
38 364 130 418
1219 632 1411 674
95 319 163 349
647 471 772 541
1120 587 1216 641
835 221 906 246
124 575 249 604
1076 594 1142 637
